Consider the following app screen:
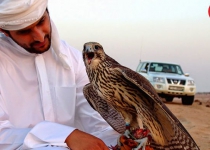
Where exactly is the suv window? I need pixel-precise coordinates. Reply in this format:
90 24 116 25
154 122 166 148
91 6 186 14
136 62 149 72
141 63 149 71
149 63 184 74
136 62 143 72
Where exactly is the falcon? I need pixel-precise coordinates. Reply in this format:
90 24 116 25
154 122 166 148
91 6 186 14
82 42 200 150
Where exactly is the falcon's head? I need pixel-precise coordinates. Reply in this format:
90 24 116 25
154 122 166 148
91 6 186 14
83 42 106 68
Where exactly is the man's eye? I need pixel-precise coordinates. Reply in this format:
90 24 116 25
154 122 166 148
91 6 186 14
18 30 30 34
38 18 45 25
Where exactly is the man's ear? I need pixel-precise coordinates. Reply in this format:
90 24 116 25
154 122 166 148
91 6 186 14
0 28 10 37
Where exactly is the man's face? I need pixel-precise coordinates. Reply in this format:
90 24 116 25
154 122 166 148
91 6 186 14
5 11 51 54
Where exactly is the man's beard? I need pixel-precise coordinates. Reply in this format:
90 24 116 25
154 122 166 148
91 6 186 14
26 34 51 54
9 33 51 54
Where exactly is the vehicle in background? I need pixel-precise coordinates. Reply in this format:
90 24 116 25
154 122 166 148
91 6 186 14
136 61 196 105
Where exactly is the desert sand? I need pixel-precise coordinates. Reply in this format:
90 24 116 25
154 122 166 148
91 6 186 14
164 93 210 150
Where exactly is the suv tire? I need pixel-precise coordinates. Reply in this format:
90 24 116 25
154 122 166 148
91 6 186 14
165 96 174 102
182 96 194 105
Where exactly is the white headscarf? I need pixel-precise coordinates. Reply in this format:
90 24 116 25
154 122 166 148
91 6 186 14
0 0 47 30
0 0 70 69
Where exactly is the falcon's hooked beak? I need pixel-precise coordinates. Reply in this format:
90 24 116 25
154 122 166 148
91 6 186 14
85 52 94 65
83 45 94 65
83 42 101 65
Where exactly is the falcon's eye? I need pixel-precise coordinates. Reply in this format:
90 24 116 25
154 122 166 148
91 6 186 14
86 52 94 59
95 45 100 50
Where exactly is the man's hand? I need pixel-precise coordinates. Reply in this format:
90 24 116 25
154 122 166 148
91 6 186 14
65 129 110 150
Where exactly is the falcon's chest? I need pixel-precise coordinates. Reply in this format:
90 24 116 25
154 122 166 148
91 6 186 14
93 68 129 98
93 67 115 90
89 65 114 91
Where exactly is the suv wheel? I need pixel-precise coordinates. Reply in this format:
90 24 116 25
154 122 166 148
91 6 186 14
182 96 194 105
165 96 173 102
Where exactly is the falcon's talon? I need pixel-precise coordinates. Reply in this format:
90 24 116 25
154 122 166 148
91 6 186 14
124 129 131 138
133 137 148 150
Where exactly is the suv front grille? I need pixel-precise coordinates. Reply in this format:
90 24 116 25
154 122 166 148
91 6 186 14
167 78 186 85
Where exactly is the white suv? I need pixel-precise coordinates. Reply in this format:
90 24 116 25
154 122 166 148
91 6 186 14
136 61 196 105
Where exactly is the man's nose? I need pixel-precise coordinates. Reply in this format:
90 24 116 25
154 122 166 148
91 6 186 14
32 27 45 42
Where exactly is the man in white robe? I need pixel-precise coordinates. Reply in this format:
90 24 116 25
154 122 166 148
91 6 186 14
0 0 119 149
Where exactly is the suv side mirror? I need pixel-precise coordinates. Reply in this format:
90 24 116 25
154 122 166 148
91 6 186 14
184 73 190 77
140 69 147 73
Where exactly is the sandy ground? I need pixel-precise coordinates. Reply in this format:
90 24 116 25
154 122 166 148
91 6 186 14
164 93 210 150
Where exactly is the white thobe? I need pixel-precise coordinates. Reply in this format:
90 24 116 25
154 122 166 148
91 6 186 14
0 34 119 149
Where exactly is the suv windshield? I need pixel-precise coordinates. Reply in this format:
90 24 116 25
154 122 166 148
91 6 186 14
149 62 184 74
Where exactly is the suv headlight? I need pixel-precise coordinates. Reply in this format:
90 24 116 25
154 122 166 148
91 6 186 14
153 77 165 83
187 80 195 86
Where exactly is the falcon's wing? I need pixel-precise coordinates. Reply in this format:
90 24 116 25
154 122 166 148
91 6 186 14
83 83 126 134
111 65 199 149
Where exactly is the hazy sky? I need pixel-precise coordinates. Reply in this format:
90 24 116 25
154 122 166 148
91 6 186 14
48 0 210 92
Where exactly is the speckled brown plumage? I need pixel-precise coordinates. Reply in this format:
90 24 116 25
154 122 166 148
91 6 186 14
82 42 200 150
